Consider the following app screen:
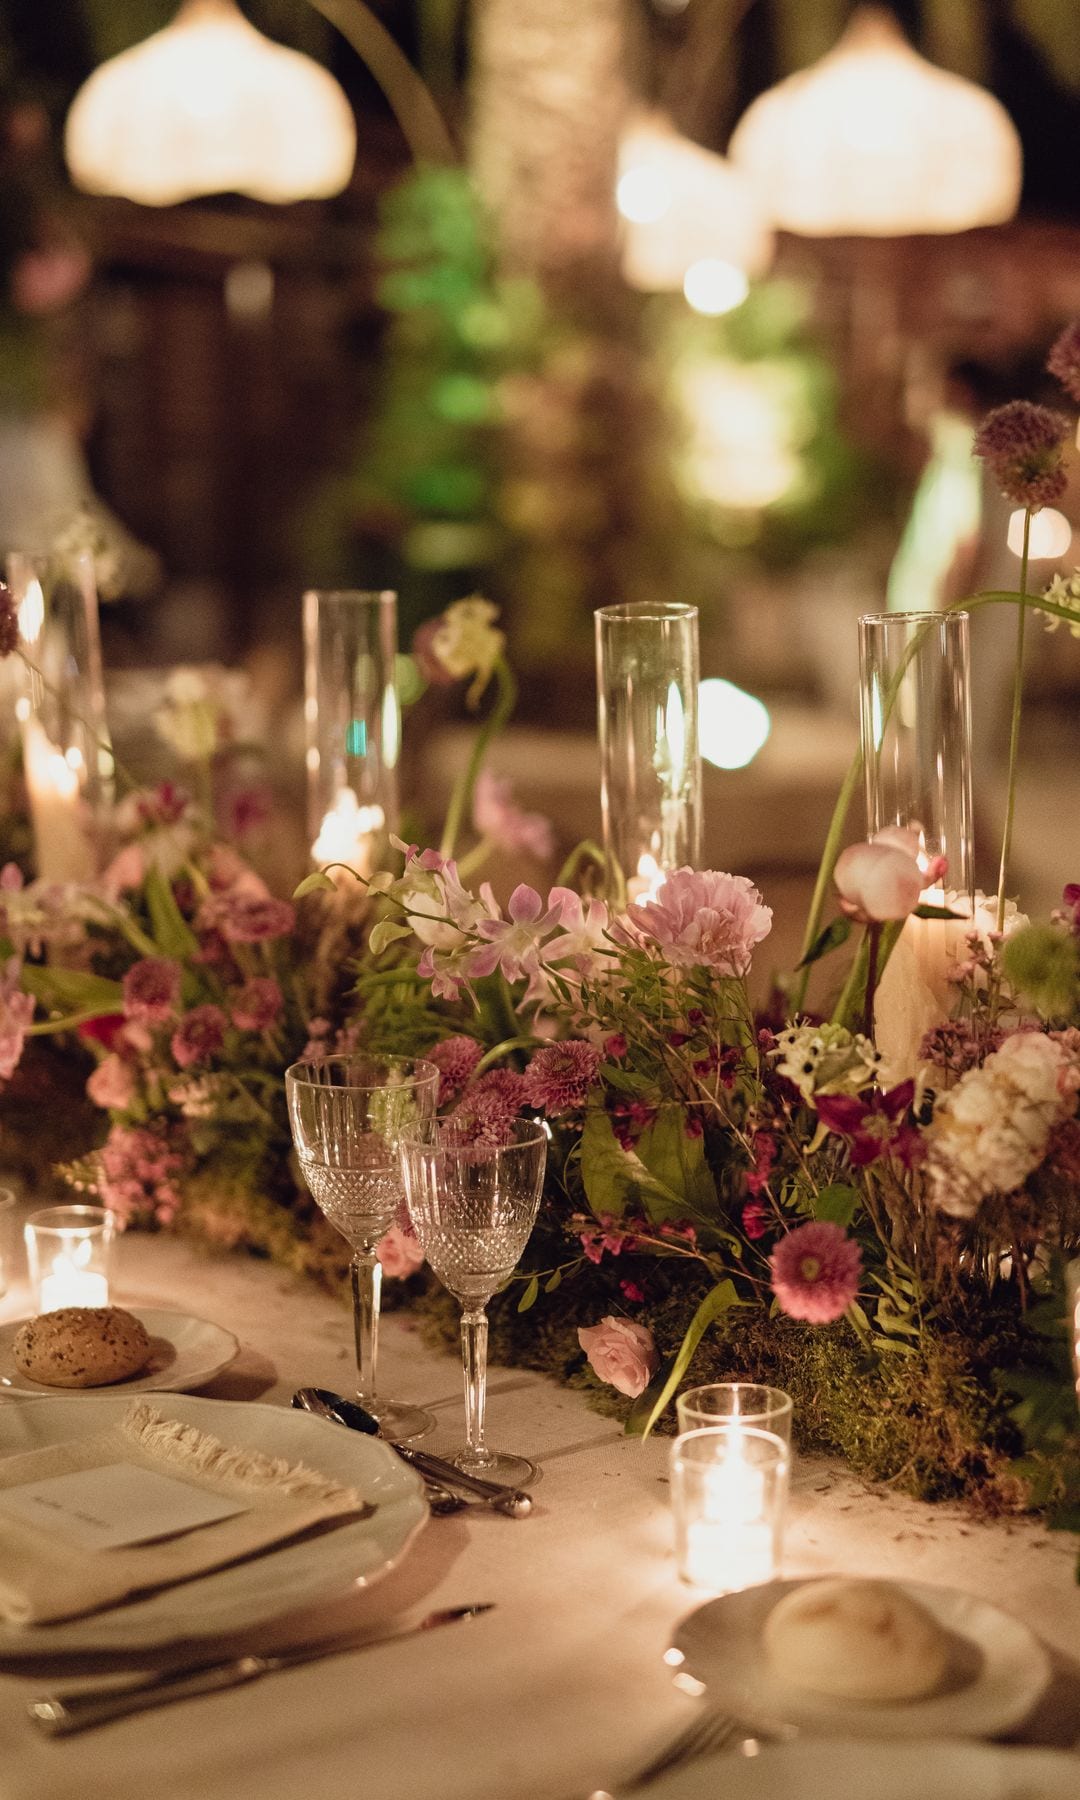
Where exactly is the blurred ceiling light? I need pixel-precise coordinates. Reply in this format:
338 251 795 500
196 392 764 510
729 6 1021 237
65 0 356 205
1007 507 1072 560
683 258 749 317
699 678 771 770
618 113 773 293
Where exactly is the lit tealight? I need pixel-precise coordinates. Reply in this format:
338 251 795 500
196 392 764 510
683 258 749 317
311 790 385 882
1007 507 1072 560
699 678 771 770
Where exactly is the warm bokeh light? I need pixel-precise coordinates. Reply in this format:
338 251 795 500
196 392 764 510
616 164 671 225
1007 507 1072 560
699 678 771 770
682 259 749 317
617 113 773 293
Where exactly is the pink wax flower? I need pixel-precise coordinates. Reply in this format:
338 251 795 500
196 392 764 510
171 1003 227 1069
769 1220 862 1324
96 1122 187 1227
523 1040 601 1115
427 1034 484 1104
204 891 296 945
631 868 772 976
577 1315 659 1398
472 769 554 861
376 1223 425 1278
0 582 17 657
973 401 1069 511
86 1054 136 1112
834 827 941 924
0 958 34 1080
122 957 182 1024
230 977 283 1033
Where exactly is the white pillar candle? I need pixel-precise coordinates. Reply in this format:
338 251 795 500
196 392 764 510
311 790 385 885
22 714 97 884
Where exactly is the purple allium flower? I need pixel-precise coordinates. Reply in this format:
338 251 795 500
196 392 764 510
427 1034 484 1105
972 401 1069 510
523 1040 601 1115
230 976 283 1033
444 1068 526 1147
769 1220 862 1324
122 957 182 1024
1047 320 1080 403
0 583 18 657
630 868 772 976
171 1003 227 1069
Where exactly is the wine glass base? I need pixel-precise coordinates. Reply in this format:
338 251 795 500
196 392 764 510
453 1449 537 1487
365 1399 436 1443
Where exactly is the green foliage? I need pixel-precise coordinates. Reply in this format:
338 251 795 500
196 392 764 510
637 1278 744 1436
1002 924 1080 1020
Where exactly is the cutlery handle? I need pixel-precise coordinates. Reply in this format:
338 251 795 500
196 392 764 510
29 1658 267 1736
394 1445 533 1515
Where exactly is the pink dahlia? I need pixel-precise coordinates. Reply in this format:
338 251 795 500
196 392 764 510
427 1034 484 1104
0 582 17 657
632 868 772 976
769 1220 861 1324
171 1003 227 1069
1047 320 1080 403
523 1040 601 1115
445 1068 526 1148
973 401 1069 510
230 976 283 1033
122 957 182 1024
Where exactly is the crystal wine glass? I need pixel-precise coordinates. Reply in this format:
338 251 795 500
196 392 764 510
285 1054 439 1442
401 1118 548 1486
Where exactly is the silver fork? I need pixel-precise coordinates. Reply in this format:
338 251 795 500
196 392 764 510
620 1702 747 1790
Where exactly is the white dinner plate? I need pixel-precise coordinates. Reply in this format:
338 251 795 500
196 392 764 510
671 1578 1050 1740
0 1395 428 1654
0 1308 240 1396
633 1738 1080 1800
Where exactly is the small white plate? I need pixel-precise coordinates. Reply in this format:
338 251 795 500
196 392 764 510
0 1395 428 1654
671 1578 1050 1740
633 1738 1080 1800
0 1308 240 1396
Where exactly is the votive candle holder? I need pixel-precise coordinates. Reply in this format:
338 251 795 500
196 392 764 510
24 1205 114 1313
303 588 400 881
671 1425 789 1593
676 1382 793 1447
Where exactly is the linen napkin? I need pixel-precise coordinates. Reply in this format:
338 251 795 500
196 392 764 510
0 1400 372 1626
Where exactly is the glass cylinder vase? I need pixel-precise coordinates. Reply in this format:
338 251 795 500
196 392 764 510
595 601 702 903
7 549 112 884
303 589 400 881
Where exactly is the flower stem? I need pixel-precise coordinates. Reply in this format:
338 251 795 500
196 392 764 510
996 511 1030 933
862 922 881 1040
439 656 517 861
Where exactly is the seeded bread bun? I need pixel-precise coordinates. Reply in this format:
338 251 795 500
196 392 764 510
763 1578 950 1701
13 1307 151 1388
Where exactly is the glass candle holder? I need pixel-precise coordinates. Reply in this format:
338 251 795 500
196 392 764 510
7 550 112 884
595 601 702 904
0 1188 16 1299
676 1382 793 1447
671 1425 788 1593
303 589 400 882
24 1205 114 1313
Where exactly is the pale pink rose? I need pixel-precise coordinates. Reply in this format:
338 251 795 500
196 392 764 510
577 1315 659 1398
631 868 772 976
376 1224 425 1278
834 828 944 925
86 1054 136 1111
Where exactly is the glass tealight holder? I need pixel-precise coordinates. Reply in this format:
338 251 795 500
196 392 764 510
24 1205 114 1313
671 1425 789 1593
676 1382 793 1447
0 1187 15 1299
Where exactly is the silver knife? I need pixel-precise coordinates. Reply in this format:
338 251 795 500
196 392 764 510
28 1604 494 1737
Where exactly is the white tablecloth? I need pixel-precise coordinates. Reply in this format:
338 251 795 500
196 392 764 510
0 1230 1077 1800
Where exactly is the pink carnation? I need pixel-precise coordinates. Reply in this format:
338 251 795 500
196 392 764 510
122 957 182 1024
523 1040 601 1115
631 868 772 976
201 891 295 944
376 1223 425 1278
230 976 283 1033
86 1054 136 1111
472 770 554 861
427 1034 484 1104
769 1220 862 1324
171 1003 227 1069
578 1315 659 1398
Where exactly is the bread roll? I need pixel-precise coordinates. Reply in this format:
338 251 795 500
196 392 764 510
13 1307 152 1388
763 1578 950 1701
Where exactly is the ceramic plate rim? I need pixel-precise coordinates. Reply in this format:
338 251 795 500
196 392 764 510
0 1307 240 1396
625 1737 1080 1800
670 1577 1051 1740
0 1395 428 1654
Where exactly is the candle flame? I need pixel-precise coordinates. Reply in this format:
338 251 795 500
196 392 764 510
311 791 385 879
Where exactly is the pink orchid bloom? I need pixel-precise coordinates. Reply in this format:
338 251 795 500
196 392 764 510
475 883 564 983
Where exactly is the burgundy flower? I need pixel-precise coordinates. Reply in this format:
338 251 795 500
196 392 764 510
0 582 17 657
171 1003 227 1069
1047 320 1080 403
230 976 282 1033
619 1279 645 1304
770 1220 862 1324
523 1040 601 1116
1062 883 1080 935
815 1081 924 1169
745 1130 777 1196
603 1033 628 1060
578 1212 634 1264
973 401 1069 510
427 1034 484 1105
742 1199 770 1240
122 957 182 1025
77 1012 128 1052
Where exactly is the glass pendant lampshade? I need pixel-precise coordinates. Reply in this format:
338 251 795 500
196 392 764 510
65 0 356 207
729 7 1021 237
617 112 773 301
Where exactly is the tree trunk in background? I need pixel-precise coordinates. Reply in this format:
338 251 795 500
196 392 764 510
469 0 680 687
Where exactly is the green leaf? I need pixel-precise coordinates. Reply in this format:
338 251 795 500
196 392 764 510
813 1183 859 1229
636 1279 744 1437
636 1108 718 1217
369 919 414 957
516 1274 540 1313
580 1111 684 1222
544 1268 562 1294
795 915 851 969
144 866 198 959
20 966 124 1015
912 903 964 920
293 870 336 898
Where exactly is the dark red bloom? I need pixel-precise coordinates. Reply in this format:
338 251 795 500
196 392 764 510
815 1081 924 1168
619 1279 645 1303
1063 884 1080 934
745 1130 777 1196
742 1199 770 1240
77 1013 127 1052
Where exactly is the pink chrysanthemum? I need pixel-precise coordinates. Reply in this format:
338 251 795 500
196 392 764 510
631 868 772 976
201 891 295 945
1047 320 1080 403
972 401 1069 510
0 583 18 657
427 1034 484 1104
171 1003 227 1069
122 957 182 1024
769 1220 862 1324
523 1040 601 1116
445 1068 526 1148
230 976 283 1033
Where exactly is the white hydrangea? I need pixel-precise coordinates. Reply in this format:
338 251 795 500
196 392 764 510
772 1021 884 1102
926 1030 1080 1218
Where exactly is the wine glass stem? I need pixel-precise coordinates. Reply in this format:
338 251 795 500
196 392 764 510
351 1247 381 1409
460 1304 489 1457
